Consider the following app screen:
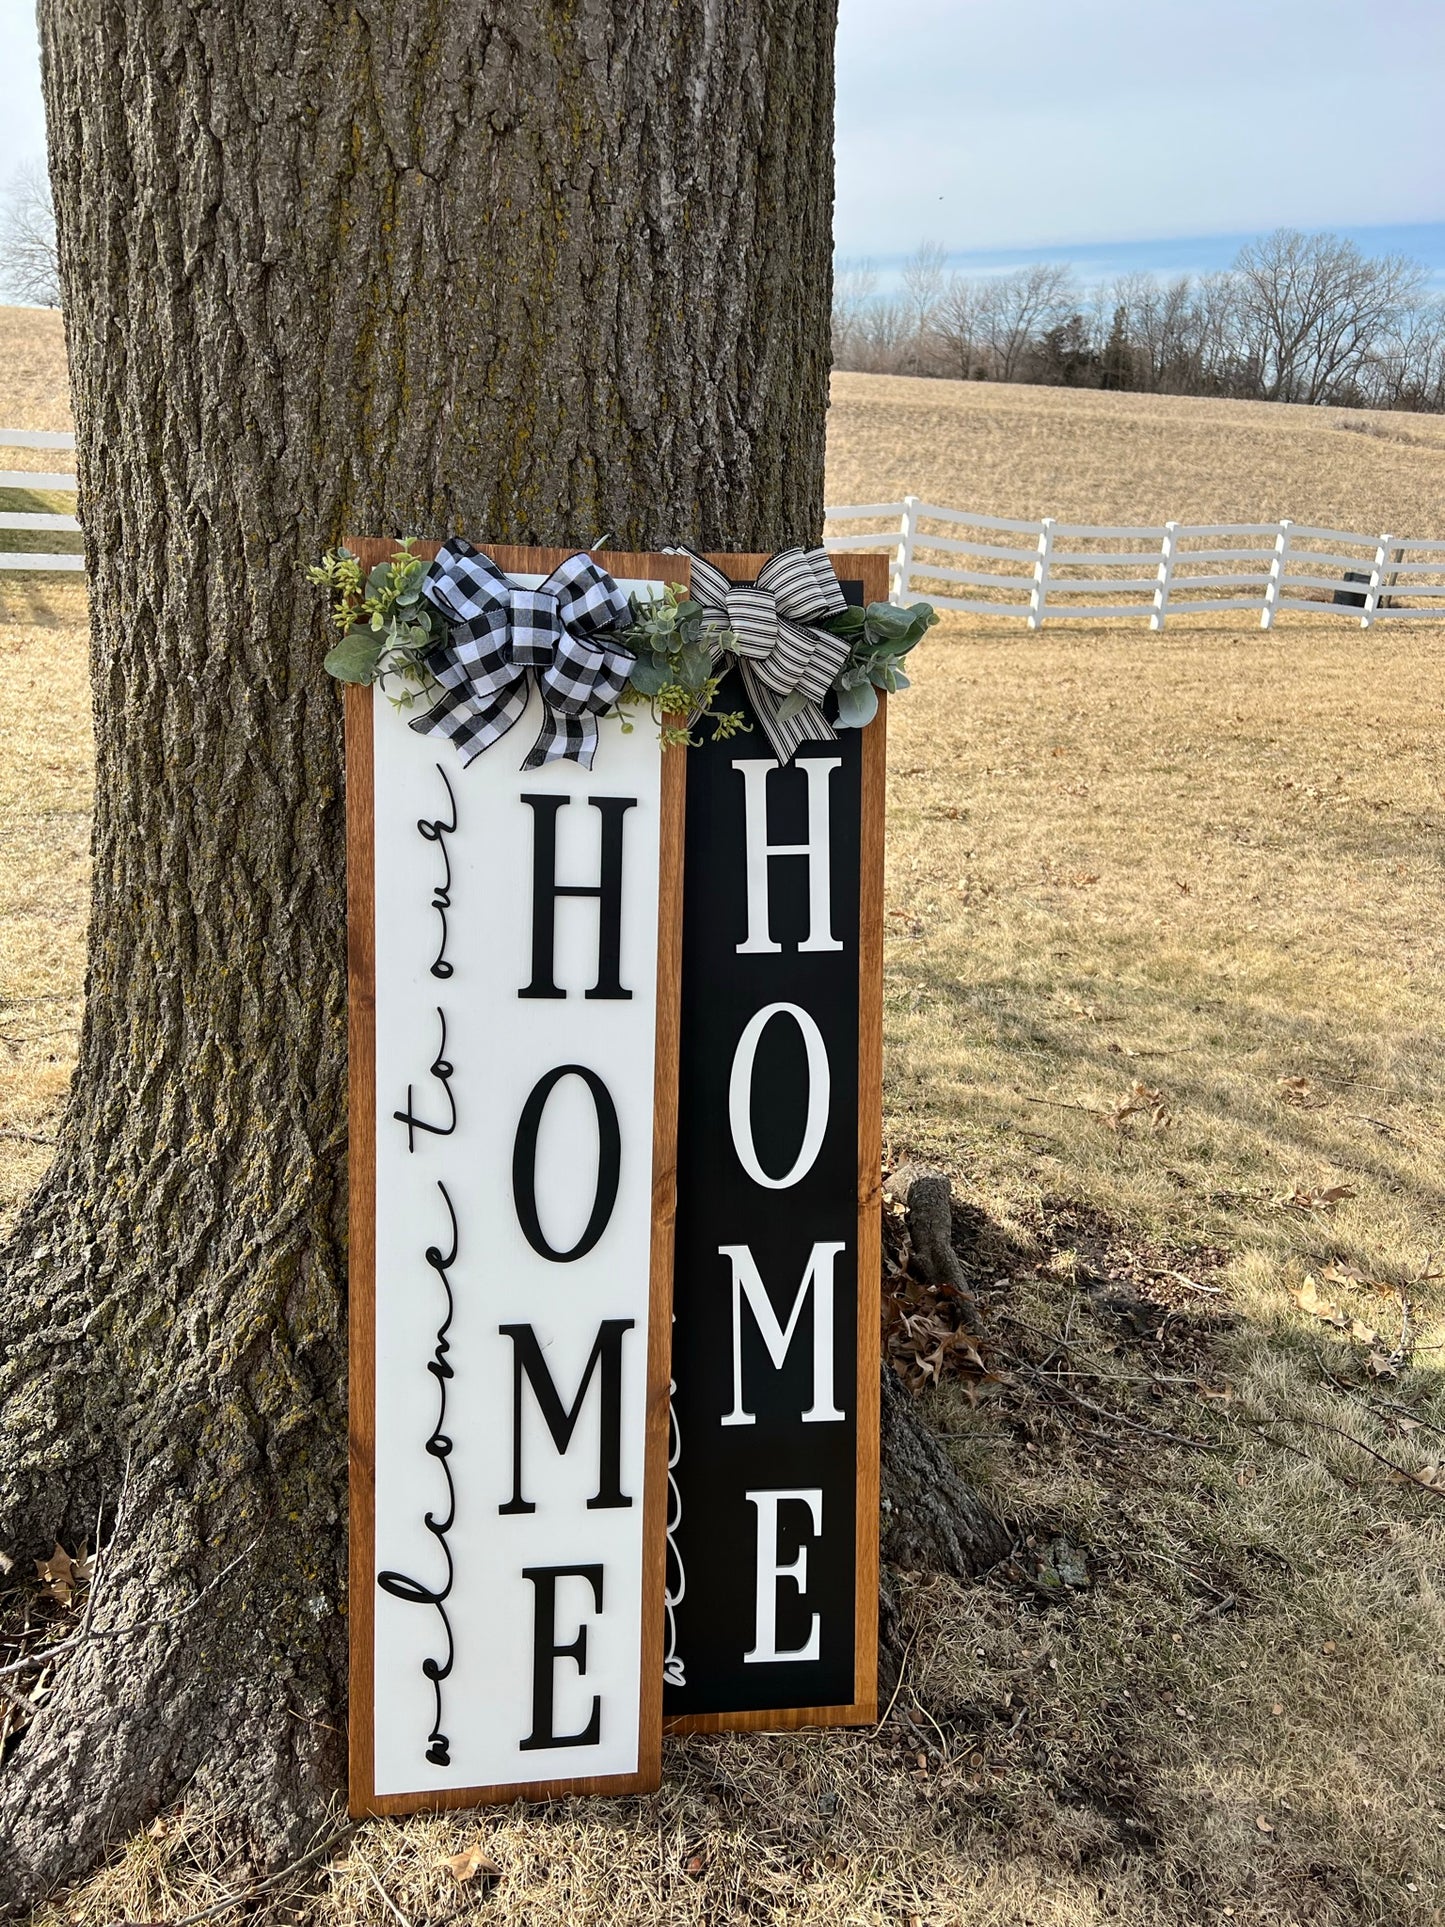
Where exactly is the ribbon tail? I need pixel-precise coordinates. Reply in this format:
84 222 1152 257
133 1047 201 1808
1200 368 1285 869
740 660 835 764
411 675 529 766
521 702 599 771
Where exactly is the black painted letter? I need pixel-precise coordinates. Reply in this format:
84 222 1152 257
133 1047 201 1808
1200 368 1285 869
512 1064 622 1262
519 794 636 1000
519 1564 604 1751
499 1318 635 1513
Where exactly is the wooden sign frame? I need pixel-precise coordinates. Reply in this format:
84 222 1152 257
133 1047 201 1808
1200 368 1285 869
346 541 687 1815
662 549 888 1735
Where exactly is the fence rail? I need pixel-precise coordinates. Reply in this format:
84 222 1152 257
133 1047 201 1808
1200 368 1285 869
0 428 82 573
823 495 1445 628
4 435 1443 628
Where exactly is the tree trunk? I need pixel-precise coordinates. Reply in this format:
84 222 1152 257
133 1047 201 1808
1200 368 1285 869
0 2 837 1908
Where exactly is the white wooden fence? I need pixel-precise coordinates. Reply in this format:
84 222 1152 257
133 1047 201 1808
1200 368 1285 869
6 436 1444 626
824 496 1445 628
0 427 82 572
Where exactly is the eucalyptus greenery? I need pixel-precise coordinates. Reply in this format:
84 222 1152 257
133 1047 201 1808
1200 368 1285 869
614 582 748 747
310 543 936 743
308 539 443 703
818 598 939 730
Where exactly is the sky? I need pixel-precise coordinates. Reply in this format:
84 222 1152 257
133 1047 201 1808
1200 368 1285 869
2 0 1443 281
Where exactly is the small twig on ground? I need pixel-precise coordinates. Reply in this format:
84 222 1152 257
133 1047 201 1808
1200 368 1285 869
1017 1092 1099 1116
1146 1266 1224 1297
1131 1546 1233 1603
0 1127 55 1145
113 1819 356 1927
1240 1417 1369 1492
873 1631 919 1735
909 1692 951 1763
1321 1368 1445 1443
1278 1412 1445 1495
1011 1361 1217 1451
364 1857 413 1927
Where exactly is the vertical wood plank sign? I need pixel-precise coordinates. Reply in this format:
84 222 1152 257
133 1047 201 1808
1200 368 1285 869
347 543 686 1814
663 552 889 1731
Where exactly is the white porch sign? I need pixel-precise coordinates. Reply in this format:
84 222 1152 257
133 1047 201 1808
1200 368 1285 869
350 558 679 1811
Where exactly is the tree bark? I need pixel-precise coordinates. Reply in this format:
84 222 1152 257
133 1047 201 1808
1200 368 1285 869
1 2 837 1908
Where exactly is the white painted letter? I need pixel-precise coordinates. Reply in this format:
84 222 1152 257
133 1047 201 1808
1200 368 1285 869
733 757 843 955
743 1489 823 1664
720 1241 845 1427
728 1002 830 1191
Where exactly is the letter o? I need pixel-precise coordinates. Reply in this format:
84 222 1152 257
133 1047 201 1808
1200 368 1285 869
728 1003 830 1190
512 1065 622 1262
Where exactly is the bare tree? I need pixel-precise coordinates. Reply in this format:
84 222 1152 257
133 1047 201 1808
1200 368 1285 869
1234 228 1425 405
898 240 946 372
832 258 879 367
934 271 980 379
976 263 1075 382
828 229 1443 413
0 163 60 308
1370 296 1445 412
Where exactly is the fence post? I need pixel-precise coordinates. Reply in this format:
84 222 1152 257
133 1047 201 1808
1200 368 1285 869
1028 518 1054 631
1261 519 1292 630
1361 533 1393 630
892 495 918 605
1150 521 1176 631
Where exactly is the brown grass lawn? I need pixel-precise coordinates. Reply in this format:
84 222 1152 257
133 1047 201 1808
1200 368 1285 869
5 320 1445 1925
827 370 1445 535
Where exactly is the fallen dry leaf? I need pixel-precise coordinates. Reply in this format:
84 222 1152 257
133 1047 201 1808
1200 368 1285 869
442 1844 501 1885
1293 1273 1343 1323
34 1541 86 1610
1277 1075 1328 1110
1291 1275 1380 1349
1280 1185 1357 1216
1100 1082 1170 1134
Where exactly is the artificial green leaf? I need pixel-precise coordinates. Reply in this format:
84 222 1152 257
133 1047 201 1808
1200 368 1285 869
676 641 713 692
861 600 915 641
325 628 386 684
823 605 868 638
364 562 392 602
627 656 670 698
863 630 920 658
834 679 879 729
774 690 811 723
868 662 912 692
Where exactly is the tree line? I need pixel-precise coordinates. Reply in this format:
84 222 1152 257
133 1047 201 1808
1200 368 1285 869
833 231 1445 412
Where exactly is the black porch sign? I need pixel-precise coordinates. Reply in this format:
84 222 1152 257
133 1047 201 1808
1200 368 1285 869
665 561 883 1728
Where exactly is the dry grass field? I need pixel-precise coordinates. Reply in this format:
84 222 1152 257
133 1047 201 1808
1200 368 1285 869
827 369 1445 535
5 318 1445 1926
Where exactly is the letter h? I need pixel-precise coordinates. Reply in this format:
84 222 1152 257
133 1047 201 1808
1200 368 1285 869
519 794 636 999
732 757 844 955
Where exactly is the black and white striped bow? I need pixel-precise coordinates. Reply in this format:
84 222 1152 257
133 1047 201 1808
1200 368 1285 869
672 547 852 762
411 539 635 769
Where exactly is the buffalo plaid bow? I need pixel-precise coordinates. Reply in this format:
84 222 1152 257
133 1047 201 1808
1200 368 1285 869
411 539 635 769
672 547 851 762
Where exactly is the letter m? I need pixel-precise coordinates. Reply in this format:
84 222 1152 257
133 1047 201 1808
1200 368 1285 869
499 1319 634 1513
719 1242 846 1427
